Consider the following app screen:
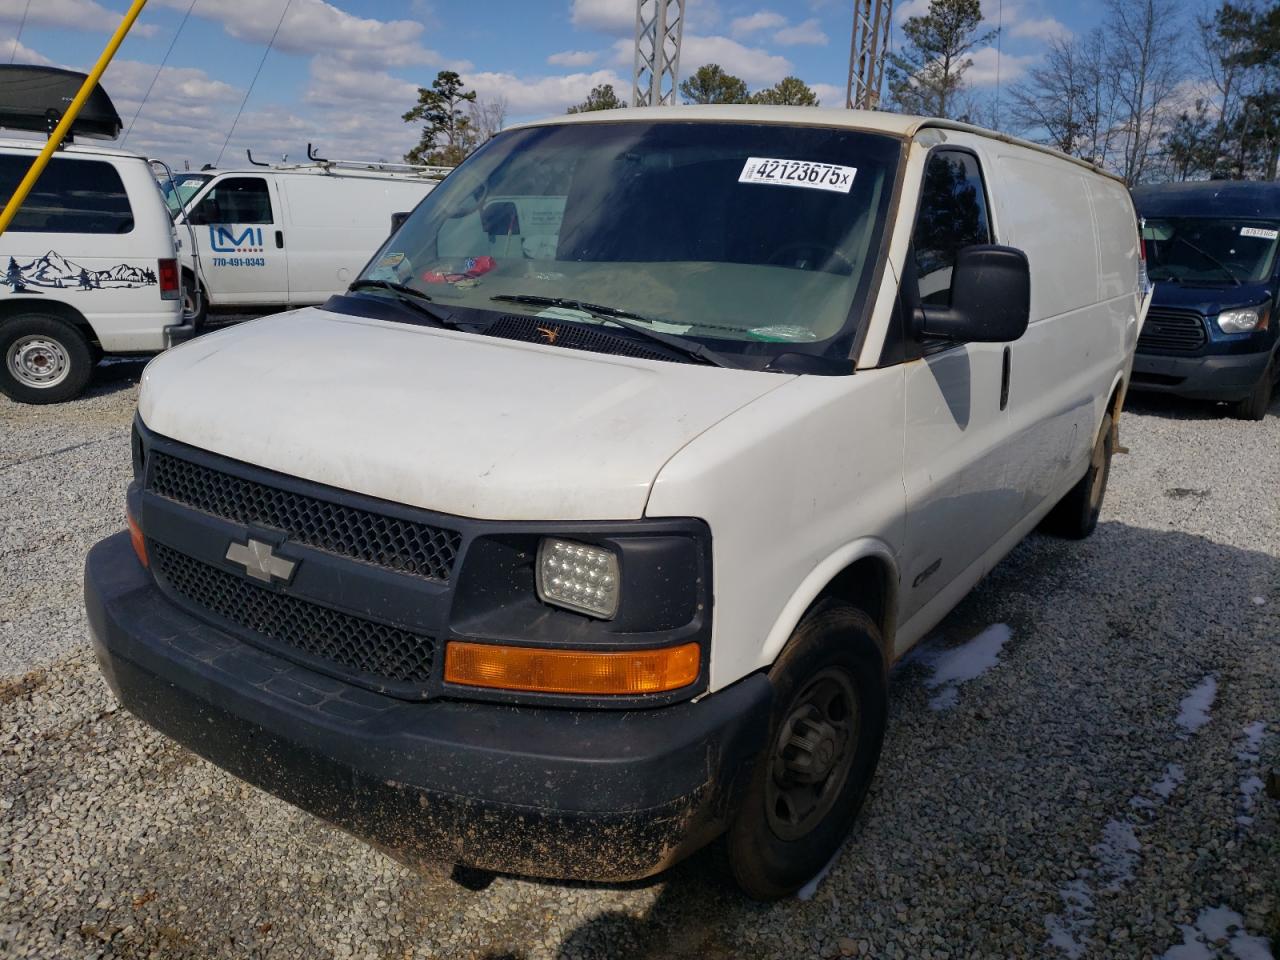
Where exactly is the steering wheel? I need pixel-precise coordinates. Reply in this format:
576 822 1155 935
767 241 855 275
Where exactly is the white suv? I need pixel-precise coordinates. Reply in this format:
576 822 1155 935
0 138 184 403
87 106 1145 899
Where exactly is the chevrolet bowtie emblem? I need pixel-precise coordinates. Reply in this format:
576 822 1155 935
226 538 296 583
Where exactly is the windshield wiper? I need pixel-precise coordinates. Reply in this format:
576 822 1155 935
490 294 740 368
1170 236 1241 286
347 279 462 328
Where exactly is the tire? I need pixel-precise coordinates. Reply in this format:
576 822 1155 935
182 269 208 328
1044 411 1114 539
0 313 94 404
726 601 887 901
1231 358 1274 421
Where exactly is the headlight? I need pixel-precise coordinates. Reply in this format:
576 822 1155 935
1217 306 1267 333
537 538 620 619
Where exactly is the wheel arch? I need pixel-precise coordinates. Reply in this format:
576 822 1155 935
0 298 98 346
760 539 899 674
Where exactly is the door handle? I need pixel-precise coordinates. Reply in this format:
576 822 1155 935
1000 345 1012 410
274 230 284 249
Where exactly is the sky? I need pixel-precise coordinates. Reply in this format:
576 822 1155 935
0 0 1116 169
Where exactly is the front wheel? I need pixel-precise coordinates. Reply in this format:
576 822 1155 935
1231 358 1274 421
726 602 887 900
0 314 95 404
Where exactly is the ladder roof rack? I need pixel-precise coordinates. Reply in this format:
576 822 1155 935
239 144 452 179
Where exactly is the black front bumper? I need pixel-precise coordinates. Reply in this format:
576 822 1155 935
1130 348 1273 401
86 532 772 882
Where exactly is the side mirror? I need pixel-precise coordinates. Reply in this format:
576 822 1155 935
390 211 410 233
917 244 1030 343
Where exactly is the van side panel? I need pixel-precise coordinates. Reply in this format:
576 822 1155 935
279 177 435 305
984 144 1136 512
645 368 906 692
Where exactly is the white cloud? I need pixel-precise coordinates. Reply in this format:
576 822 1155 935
570 0 634 34
730 11 786 36
963 47 1037 88
548 49 600 67
153 0 456 69
302 56 418 110
894 0 932 24
1010 16 1072 42
811 82 845 107
776 17 828 46
680 35 792 85
0 0 158 37
2 40 56 66
464 68 627 117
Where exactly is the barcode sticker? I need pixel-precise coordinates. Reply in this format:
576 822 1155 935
1239 226 1278 240
739 157 856 194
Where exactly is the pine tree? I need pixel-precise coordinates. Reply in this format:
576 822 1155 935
886 0 996 118
403 71 479 167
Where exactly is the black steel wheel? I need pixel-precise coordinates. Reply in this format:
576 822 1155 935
726 601 886 901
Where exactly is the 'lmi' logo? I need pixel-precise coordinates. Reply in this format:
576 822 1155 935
209 226 264 253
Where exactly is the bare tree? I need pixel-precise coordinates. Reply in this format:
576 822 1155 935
467 96 508 142
1007 28 1123 167
1105 0 1184 184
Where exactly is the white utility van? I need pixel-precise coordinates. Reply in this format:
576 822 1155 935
0 138 184 403
174 158 448 321
87 107 1145 900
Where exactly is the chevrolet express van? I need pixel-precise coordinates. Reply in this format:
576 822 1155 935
174 161 448 324
0 67 185 404
1131 181 1279 420
87 107 1144 899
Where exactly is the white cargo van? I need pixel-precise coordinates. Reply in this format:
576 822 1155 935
87 107 1145 899
175 159 448 321
0 138 184 403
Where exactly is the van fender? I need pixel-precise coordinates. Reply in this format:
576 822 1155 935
759 537 900 671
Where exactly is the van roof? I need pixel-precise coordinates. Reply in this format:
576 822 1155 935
1132 179 1280 219
207 164 447 182
0 134 148 162
510 105 1127 184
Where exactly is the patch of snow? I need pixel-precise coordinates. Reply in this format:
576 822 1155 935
1251 596 1265 606
1159 906 1276 960
1237 776 1264 826
1237 721 1265 761
1153 763 1187 800
1044 878 1095 958
1093 819 1141 890
921 623 1012 711
1176 675 1217 735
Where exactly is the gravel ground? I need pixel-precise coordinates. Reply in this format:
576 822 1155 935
1 358 1277 960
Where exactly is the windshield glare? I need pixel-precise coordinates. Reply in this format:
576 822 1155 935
359 121 899 357
1142 217 1279 285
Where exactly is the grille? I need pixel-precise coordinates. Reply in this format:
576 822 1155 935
485 314 682 363
152 542 435 694
150 451 461 582
1138 309 1207 354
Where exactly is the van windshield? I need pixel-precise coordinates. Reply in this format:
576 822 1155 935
159 172 213 217
1142 217 1279 286
357 121 900 360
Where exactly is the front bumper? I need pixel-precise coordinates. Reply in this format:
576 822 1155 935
86 532 771 883
1129 348 1273 401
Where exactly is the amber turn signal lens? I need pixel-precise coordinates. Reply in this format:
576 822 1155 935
126 508 148 568
444 641 700 695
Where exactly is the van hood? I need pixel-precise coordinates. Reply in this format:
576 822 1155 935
1149 279 1273 316
138 307 790 521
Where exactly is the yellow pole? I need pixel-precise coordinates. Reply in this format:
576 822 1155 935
0 0 148 238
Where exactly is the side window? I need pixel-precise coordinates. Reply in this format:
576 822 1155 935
0 154 134 234
193 177 273 224
912 151 991 306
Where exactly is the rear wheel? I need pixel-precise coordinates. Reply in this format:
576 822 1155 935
1044 411 1114 539
1231 357 1274 421
0 314 94 404
726 602 886 901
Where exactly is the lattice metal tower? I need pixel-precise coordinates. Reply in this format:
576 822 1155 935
632 0 685 107
846 0 893 109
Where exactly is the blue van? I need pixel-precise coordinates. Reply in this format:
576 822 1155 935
1131 181 1279 420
